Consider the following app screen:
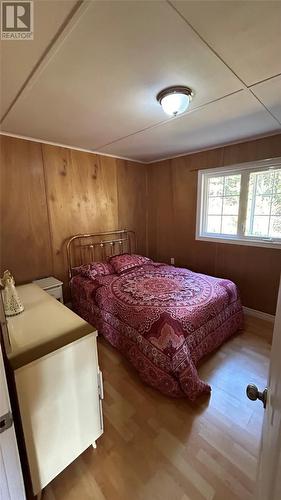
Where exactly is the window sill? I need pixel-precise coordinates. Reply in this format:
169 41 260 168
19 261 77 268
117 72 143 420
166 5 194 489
196 235 281 250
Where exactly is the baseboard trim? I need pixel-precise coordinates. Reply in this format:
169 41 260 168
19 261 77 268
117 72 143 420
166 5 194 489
243 306 275 323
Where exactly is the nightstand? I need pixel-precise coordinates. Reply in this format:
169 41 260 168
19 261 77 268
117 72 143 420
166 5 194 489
32 276 64 303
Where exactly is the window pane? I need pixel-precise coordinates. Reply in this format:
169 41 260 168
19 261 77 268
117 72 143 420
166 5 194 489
221 216 238 235
248 174 254 193
272 194 281 215
224 174 241 196
269 216 281 238
208 177 223 196
246 169 281 239
274 171 281 193
254 195 271 215
222 196 239 215
201 166 281 243
252 216 270 237
208 196 222 215
207 215 221 233
256 171 274 195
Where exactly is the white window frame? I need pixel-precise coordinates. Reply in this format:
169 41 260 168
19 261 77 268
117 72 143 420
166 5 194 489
196 157 281 249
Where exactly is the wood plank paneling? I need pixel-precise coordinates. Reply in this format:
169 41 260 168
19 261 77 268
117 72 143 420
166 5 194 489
0 136 52 282
42 145 119 292
223 134 281 166
116 160 148 256
215 243 281 313
171 149 224 273
147 134 281 314
0 137 147 299
147 160 175 263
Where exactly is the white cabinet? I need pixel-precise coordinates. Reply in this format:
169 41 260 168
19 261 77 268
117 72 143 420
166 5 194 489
0 336 26 500
15 333 103 495
3 284 103 497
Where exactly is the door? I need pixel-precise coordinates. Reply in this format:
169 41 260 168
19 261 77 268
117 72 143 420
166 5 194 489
253 276 281 500
0 313 26 500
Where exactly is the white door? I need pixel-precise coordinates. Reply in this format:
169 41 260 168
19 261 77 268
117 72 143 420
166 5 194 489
252 276 281 500
0 336 26 500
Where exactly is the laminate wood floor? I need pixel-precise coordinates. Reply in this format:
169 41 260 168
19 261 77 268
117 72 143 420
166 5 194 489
44 316 273 500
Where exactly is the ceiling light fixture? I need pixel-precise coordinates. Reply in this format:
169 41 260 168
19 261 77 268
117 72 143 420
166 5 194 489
157 86 193 117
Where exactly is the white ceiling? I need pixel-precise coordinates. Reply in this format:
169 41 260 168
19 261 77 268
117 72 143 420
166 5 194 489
0 0 77 118
1 0 280 163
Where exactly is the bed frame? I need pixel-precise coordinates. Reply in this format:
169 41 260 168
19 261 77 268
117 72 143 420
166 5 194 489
66 229 136 279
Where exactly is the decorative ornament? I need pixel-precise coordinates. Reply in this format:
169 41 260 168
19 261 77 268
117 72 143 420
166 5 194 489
0 270 24 316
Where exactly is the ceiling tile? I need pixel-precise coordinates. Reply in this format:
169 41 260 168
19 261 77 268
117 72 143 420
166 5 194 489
0 0 77 119
172 0 281 86
1 0 241 150
100 91 281 162
251 75 281 124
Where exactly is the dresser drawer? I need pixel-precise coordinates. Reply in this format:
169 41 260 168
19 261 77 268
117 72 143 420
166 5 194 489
15 333 102 495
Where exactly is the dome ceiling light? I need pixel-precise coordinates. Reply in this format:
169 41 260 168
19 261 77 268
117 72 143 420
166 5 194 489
157 86 193 117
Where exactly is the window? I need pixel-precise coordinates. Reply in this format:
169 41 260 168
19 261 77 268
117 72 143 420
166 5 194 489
196 158 281 248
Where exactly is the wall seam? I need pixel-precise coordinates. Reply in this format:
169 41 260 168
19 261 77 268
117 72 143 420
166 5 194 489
145 164 149 256
40 143 55 276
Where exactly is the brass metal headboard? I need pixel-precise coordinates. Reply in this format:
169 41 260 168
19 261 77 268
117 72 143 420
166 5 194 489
66 229 136 279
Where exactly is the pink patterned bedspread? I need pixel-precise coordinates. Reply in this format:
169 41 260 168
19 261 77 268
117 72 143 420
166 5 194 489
71 264 243 400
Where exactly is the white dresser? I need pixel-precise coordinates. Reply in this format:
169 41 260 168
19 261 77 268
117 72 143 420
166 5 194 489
2 284 103 498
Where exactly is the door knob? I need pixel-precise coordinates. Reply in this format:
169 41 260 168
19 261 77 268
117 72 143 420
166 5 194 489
246 384 267 409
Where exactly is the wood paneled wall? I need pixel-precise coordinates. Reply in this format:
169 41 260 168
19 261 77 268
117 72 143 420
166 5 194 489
0 136 147 298
1 134 280 313
147 134 281 315
0 137 53 282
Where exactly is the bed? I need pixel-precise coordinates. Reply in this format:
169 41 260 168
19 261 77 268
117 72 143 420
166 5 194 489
67 230 243 401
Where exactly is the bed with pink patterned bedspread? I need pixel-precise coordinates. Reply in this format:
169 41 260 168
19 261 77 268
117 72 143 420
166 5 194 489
71 263 243 401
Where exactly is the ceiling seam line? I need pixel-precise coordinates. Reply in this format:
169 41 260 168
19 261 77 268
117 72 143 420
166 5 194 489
166 0 248 89
97 89 244 151
249 72 281 89
0 0 84 124
166 0 281 128
248 89 281 126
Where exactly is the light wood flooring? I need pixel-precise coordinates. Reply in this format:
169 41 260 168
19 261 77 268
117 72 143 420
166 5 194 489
44 315 273 500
